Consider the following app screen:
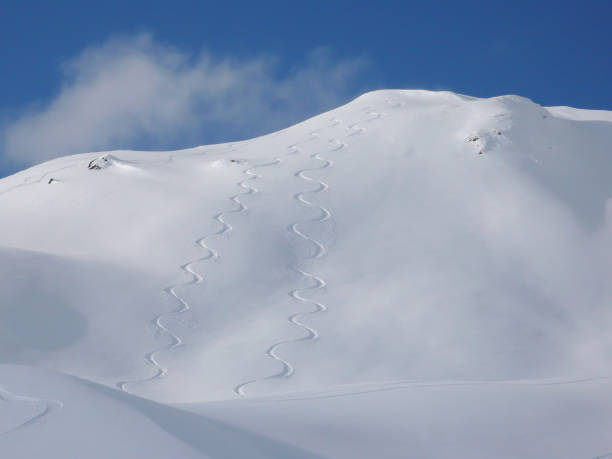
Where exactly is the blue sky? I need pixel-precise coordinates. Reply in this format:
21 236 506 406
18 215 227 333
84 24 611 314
1 0 610 177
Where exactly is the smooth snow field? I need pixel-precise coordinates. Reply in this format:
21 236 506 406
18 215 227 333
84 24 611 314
1 90 612 458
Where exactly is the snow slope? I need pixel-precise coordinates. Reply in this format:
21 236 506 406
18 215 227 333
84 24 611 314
1 89 612 457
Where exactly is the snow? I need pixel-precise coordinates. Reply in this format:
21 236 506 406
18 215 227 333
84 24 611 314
1 89 611 457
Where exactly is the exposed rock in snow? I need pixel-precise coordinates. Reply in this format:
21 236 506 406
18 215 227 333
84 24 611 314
87 155 112 170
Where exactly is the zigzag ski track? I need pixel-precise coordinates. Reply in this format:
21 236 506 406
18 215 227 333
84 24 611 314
117 157 280 393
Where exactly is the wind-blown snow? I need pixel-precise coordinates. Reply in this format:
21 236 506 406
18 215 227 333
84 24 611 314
1 90 611 458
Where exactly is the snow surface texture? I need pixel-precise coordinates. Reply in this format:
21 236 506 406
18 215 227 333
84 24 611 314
1 90 612 458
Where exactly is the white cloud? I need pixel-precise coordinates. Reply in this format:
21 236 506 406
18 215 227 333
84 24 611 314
2 34 368 165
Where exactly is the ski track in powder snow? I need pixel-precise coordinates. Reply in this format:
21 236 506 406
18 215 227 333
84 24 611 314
116 156 281 393
234 110 384 398
0 164 91 433
0 164 77 198
346 106 382 137
253 376 612 403
0 386 63 436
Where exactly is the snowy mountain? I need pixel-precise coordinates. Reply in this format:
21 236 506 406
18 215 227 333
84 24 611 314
1 90 612 458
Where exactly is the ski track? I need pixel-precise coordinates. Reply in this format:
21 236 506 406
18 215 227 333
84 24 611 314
346 106 382 137
0 386 63 435
0 142 241 199
286 128 324 155
117 157 280 393
251 375 612 403
384 97 408 109
0 164 76 198
0 163 83 433
234 117 352 398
